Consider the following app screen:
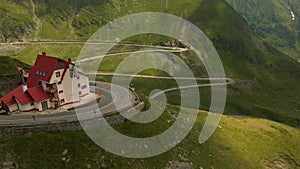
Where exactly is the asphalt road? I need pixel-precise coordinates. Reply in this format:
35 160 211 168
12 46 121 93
0 82 137 126
77 48 188 63
0 40 188 53
87 72 234 99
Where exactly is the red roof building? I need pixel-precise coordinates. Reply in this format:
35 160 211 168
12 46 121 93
27 87 51 103
26 52 69 88
0 52 90 113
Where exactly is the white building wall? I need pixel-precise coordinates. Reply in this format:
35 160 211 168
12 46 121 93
41 81 47 91
34 99 51 111
49 69 65 84
77 73 90 97
57 81 63 91
61 68 80 105
8 104 18 112
48 65 90 106
16 100 34 112
34 102 42 111
47 99 54 109
48 67 80 105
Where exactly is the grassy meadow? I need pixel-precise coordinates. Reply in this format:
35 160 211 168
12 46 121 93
0 110 299 169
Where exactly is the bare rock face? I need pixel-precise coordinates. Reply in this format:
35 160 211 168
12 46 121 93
264 154 300 169
2 154 18 169
165 160 193 169
62 149 68 156
166 149 193 169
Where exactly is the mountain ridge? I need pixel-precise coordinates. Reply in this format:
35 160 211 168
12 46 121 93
225 0 300 60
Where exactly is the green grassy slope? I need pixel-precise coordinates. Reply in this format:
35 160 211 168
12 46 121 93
0 0 300 127
95 0 300 127
0 55 30 97
188 0 300 127
225 0 300 60
0 111 299 169
0 0 201 41
0 0 34 42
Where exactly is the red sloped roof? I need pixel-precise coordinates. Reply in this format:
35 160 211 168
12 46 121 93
14 91 34 105
0 85 34 106
26 53 69 88
0 53 71 108
27 87 51 103
0 86 22 106
0 86 50 106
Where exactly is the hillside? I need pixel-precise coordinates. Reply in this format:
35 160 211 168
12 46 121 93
225 0 300 60
0 56 29 97
0 0 300 168
0 0 200 41
0 112 299 169
0 0 300 127
188 0 300 127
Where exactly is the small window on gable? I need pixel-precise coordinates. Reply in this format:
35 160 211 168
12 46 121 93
39 71 43 76
30 102 34 106
43 72 46 77
56 72 60 77
36 70 39 75
78 83 81 87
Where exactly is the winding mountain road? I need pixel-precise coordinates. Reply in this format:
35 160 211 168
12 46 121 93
87 72 233 99
77 48 188 63
0 82 137 126
0 74 233 126
0 43 233 126
0 40 187 51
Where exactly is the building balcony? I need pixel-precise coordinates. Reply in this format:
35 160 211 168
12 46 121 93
50 98 59 102
46 87 57 93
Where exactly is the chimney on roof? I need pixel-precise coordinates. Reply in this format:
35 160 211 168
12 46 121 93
22 84 28 92
42 52 46 57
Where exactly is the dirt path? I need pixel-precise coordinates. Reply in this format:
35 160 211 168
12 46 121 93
30 0 41 41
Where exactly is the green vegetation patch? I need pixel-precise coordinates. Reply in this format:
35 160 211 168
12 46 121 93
0 111 299 169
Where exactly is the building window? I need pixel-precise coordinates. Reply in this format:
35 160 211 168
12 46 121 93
56 72 60 77
59 90 63 94
79 91 82 95
30 102 34 106
39 81 42 86
36 70 39 75
39 71 43 76
60 99 65 104
81 85 87 90
78 83 81 87
42 72 46 77
77 76 80 79
58 81 62 85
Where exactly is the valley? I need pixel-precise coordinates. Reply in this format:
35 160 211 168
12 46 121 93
0 0 299 168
